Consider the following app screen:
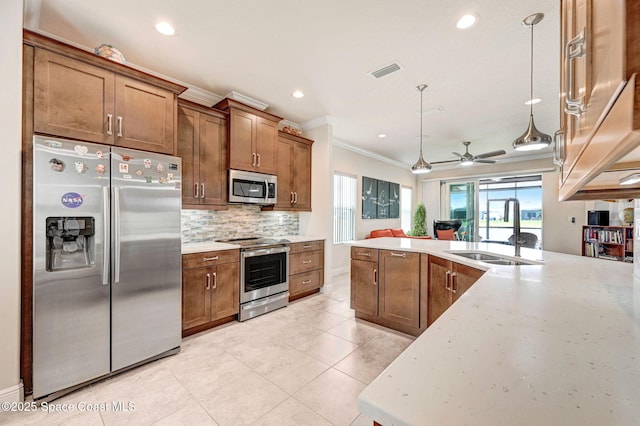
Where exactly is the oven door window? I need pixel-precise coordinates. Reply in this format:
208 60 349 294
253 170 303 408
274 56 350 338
244 252 287 292
233 179 266 199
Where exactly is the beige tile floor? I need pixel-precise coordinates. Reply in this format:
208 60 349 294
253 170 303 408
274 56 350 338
0 274 414 426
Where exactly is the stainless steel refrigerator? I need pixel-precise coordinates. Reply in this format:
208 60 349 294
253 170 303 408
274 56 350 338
32 135 182 400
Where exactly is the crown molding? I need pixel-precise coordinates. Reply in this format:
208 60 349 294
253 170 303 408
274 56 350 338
333 139 410 170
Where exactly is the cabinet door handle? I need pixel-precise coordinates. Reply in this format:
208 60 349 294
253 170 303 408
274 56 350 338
390 252 406 258
445 270 451 291
252 153 257 167
291 192 295 203
106 114 113 135
200 183 205 199
194 182 199 198
203 256 219 261
294 192 298 203
302 279 312 285
565 29 587 117
302 259 312 264
256 153 261 167
117 116 123 137
451 272 457 294
373 268 378 285
206 273 211 290
212 272 217 289
553 130 565 166
355 252 370 257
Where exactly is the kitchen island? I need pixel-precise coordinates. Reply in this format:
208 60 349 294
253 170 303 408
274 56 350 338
353 237 639 425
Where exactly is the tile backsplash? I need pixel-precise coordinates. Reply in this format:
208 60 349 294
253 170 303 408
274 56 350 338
181 205 299 243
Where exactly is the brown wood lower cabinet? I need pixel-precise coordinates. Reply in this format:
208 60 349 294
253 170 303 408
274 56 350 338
182 249 239 336
350 247 421 335
289 240 324 300
350 247 485 335
424 254 484 327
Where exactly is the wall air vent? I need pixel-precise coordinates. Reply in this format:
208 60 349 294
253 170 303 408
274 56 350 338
369 62 403 79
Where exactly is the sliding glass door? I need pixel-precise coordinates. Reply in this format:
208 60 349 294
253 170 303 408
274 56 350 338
441 180 478 241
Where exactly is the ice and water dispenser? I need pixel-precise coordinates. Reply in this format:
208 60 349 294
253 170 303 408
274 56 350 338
46 217 95 271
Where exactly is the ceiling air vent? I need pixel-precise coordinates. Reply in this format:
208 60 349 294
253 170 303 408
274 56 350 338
369 62 403 79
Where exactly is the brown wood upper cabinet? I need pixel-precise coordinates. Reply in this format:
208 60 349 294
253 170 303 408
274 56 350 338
31 47 181 155
558 0 640 200
214 98 282 175
424 254 484 327
275 131 313 211
177 100 228 208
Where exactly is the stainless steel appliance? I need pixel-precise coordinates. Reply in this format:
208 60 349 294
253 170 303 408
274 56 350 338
228 169 277 205
32 135 182 400
217 238 289 321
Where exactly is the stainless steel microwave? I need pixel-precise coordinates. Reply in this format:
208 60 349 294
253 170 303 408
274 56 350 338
228 169 277 205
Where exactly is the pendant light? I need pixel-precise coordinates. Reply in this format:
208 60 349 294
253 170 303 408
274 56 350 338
411 84 432 174
513 13 551 151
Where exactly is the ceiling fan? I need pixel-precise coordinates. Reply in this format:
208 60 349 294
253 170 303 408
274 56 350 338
431 141 506 166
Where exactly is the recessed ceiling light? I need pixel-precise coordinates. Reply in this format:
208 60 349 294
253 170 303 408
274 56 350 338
155 22 176 36
292 90 304 98
378 133 387 138
525 98 542 105
456 14 478 29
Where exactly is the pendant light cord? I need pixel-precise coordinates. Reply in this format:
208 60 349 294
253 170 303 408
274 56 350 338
529 20 534 116
420 87 424 155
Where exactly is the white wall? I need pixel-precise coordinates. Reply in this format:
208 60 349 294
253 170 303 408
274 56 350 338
332 146 416 275
542 171 586 255
0 0 24 402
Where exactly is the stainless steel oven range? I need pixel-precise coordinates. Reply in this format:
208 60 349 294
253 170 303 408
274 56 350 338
217 237 290 321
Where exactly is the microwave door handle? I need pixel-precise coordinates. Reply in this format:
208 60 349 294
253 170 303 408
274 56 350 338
265 179 268 203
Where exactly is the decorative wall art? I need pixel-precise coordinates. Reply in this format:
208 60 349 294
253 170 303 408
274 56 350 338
362 176 400 219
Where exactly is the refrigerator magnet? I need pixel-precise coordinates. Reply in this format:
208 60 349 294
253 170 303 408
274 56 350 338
159 177 167 184
75 161 87 173
61 192 83 208
122 155 132 162
49 158 65 172
74 145 88 156
144 176 153 183
119 163 129 173
136 169 143 176
96 150 104 159
167 173 173 181
143 159 152 169
123 174 132 179
95 164 105 178
156 163 165 173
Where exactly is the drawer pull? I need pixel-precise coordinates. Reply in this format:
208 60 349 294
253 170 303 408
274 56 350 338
302 279 312 285
303 244 312 249
355 252 370 257
302 259 312 264
390 252 406 257
203 256 219 261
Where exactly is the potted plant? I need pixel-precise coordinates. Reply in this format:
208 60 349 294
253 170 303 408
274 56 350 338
409 202 428 236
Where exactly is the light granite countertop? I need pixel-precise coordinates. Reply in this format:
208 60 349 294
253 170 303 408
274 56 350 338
181 235 325 254
352 237 639 425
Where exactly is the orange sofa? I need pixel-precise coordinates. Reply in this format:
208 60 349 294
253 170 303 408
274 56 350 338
366 228 432 239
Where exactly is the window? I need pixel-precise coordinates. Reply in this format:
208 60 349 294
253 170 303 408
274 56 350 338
478 175 543 248
401 186 413 232
333 173 356 243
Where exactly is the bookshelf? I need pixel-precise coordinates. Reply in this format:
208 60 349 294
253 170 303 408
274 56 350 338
582 225 633 262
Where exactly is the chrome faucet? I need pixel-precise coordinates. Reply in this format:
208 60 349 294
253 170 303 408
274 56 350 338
504 198 521 257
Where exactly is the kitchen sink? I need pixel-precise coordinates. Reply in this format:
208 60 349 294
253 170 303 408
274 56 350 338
446 251 543 266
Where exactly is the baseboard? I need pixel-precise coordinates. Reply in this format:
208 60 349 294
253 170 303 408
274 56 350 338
0 382 24 402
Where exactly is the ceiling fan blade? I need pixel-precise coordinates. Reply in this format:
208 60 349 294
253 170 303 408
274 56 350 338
475 149 506 159
430 159 460 165
474 159 498 164
451 152 463 158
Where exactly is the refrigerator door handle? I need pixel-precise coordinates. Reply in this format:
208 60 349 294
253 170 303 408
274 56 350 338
113 186 121 283
102 186 110 285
